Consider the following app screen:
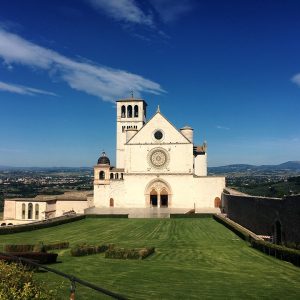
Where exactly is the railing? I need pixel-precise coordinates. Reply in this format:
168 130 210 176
0 251 127 300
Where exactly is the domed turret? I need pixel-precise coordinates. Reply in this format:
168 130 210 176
97 152 110 165
180 125 193 143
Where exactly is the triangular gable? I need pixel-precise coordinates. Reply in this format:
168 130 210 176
127 111 191 144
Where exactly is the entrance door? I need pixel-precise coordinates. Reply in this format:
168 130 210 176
160 195 168 207
150 189 158 207
160 188 168 207
150 195 158 207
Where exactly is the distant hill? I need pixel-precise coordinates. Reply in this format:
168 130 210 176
0 166 92 172
209 161 300 174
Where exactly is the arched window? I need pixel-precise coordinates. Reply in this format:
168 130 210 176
214 197 221 208
134 105 139 117
121 173 123 179
28 203 33 219
100 171 105 180
115 173 119 179
35 204 39 220
22 203 25 219
110 198 114 207
121 105 126 118
127 105 132 118
110 173 114 179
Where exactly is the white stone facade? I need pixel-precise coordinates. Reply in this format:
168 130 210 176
93 98 225 210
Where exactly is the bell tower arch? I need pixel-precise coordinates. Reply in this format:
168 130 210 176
116 97 147 168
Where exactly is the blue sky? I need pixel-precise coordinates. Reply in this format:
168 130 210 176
0 0 299 167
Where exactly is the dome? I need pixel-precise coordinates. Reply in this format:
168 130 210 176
97 152 110 165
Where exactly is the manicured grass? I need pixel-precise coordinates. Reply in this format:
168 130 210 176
1 218 300 299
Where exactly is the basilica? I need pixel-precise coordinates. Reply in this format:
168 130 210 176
2 97 225 225
93 98 225 210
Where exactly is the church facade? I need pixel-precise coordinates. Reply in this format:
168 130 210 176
2 97 225 225
93 98 225 210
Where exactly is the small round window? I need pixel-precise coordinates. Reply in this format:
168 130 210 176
154 130 163 140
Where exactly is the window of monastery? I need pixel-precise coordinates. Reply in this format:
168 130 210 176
28 203 33 219
22 203 25 219
154 130 163 140
110 173 114 179
127 105 132 118
100 171 105 180
35 204 39 220
115 173 119 179
121 105 126 118
134 105 138 117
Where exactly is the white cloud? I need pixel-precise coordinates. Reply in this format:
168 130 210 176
291 74 300 87
216 125 230 130
86 0 153 26
0 28 164 102
0 81 57 96
151 0 195 23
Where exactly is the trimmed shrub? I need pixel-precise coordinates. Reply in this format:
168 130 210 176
213 214 250 241
0 261 57 299
70 243 111 257
44 242 69 251
214 214 300 267
0 252 58 264
4 244 34 253
85 214 128 218
170 213 213 218
105 247 155 260
33 242 47 253
250 238 300 267
0 214 129 236
0 215 85 235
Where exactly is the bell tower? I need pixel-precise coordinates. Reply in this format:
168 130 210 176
116 97 147 168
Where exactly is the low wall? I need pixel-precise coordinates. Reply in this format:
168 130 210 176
222 193 300 245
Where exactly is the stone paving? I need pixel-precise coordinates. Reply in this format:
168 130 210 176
84 206 220 218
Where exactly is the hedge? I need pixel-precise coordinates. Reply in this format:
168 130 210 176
250 238 300 267
44 242 70 251
4 244 35 253
170 213 213 218
5 242 69 253
0 215 85 235
70 243 111 257
213 214 300 267
0 214 129 235
213 214 251 241
85 214 128 219
0 252 58 264
105 247 155 260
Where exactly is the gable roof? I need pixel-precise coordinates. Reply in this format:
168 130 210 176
126 110 191 144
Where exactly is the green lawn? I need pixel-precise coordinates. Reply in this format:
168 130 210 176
1 218 300 299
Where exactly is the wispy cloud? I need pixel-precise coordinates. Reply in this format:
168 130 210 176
216 125 230 130
291 74 300 87
0 28 164 102
0 81 57 96
86 0 153 26
151 0 195 23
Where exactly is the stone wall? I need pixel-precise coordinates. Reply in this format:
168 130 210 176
222 192 300 244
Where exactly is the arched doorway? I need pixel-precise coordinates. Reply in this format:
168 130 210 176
145 179 172 208
110 198 114 207
160 188 168 207
150 189 158 207
214 197 221 208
